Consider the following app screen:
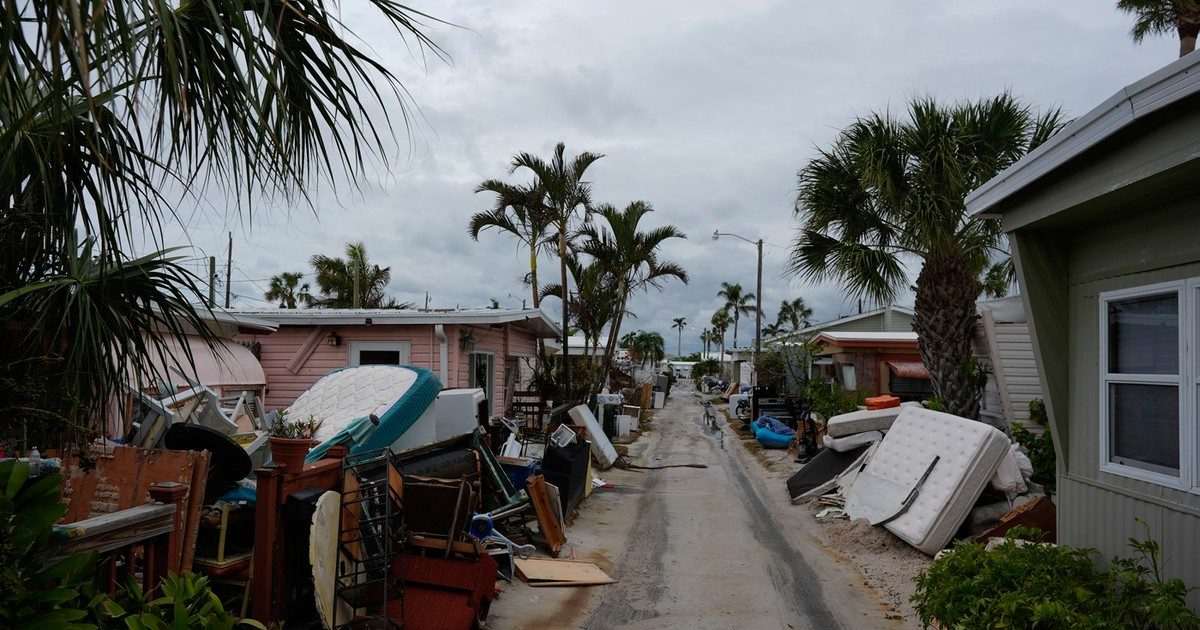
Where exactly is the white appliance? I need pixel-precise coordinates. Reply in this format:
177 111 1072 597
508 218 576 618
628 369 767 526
434 388 486 440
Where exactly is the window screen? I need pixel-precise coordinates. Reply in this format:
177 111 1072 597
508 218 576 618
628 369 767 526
1108 383 1179 473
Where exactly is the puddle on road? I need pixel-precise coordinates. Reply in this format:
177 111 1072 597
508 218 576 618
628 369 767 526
689 400 725 449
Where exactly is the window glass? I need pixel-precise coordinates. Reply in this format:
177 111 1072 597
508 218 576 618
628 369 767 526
1108 293 1178 374
840 364 856 390
1109 383 1179 474
358 350 401 365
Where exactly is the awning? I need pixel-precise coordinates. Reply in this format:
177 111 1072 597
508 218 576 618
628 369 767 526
135 334 267 389
887 360 929 379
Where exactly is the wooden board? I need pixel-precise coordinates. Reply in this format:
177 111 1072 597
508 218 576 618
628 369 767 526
310 491 351 629
62 445 209 572
526 474 566 556
514 558 613 587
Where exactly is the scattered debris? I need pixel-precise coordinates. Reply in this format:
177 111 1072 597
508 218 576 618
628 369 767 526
514 558 615 587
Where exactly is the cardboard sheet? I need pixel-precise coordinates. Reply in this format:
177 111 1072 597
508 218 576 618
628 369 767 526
514 558 614 587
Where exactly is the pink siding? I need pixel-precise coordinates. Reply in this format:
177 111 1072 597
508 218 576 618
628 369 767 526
238 322 543 415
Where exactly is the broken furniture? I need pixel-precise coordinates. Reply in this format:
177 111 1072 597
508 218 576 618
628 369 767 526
975 495 1057 544
539 435 590 516
526 474 566 556
567 405 618 469
786 445 871 503
194 502 254 577
508 390 548 430
163 423 252 504
62 445 210 573
844 406 1009 555
54 482 189 595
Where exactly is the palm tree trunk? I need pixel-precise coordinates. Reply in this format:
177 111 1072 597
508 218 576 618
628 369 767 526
529 251 540 308
558 224 571 398
597 282 631 394
1180 24 1199 57
912 250 983 419
733 313 740 348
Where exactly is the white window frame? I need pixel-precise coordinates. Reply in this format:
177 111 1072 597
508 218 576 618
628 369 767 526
348 341 412 367
1097 280 1193 491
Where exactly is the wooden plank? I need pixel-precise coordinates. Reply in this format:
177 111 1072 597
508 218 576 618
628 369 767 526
526 474 565 557
286 325 327 374
514 558 613 586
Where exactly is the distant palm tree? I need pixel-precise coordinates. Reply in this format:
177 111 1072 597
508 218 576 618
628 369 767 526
762 322 785 339
310 242 412 308
776 297 814 333
710 310 731 367
470 180 554 308
264 272 312 309
671 317 687 357
508 143 604 393
789 95 1065 419
1117 0 1200 56
717 282 757 349
630 330 666 368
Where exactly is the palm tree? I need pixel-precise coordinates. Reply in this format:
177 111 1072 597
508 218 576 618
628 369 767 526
762 322 785 339
671 317 688 357
710 310 731 369
470 180 554 308
508 143 604 394
541 256 624 371
717 282 757 349
789 95 1065 419
0 1 440 440
777 297 814 332
581 201 689 391
630 331 666 368
265 272 312 309
1118 0 1200 56
310 242 412 309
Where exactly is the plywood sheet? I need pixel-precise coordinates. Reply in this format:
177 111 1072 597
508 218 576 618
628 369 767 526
514 558 613 586
526 474 565 556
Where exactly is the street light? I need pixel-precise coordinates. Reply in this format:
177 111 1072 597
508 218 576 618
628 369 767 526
712 229 764 384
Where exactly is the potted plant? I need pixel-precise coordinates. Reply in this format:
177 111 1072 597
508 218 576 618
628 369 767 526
268 412 324 472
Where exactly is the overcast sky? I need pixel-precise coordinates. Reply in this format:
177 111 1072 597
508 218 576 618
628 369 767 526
161 0 1177 355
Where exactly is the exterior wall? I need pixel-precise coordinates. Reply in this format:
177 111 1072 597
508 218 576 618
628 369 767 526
974 318 1043 430
239 322 543 415
1016 197 1200 609
822 310 914 334
831 349 922 397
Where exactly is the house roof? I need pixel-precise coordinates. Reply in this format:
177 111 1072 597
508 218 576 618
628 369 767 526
768 305 915 342
223 308 562 338
966 51 1200 218
811 331 919 351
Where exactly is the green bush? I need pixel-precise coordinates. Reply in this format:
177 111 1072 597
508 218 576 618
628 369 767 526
754 350 787 390
95 573 264 629
801 380 866 419
690 358 722 380
1012 399 1056 494
913 525 1199 629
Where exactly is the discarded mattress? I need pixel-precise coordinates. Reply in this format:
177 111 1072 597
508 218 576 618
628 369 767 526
825 401 921 438
823 431 883 452
845 407 1008 554
568 405 618 469
290 365 442 462
786 445 869 502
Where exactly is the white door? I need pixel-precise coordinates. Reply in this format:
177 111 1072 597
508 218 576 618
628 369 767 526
349 341 412 366
468 352 496 416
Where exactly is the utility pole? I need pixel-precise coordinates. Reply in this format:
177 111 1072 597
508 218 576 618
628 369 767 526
224 231 233 308
424 292 430 310
208 256 217 307
754 238 763 383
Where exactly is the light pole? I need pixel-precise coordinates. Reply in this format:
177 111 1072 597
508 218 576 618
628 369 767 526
712 230 763 384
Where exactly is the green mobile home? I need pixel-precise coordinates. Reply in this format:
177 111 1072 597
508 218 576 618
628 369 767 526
966 54 1200 605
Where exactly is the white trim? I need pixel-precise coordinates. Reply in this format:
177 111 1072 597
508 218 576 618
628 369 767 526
223 308 562 338
1097 281 1190 490
468 351 497 415
348 341 412 367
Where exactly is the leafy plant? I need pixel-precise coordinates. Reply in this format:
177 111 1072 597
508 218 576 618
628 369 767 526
1010 399 1057 494
268 412 323 440
92 573 265 629
690 358 722 380
754 350 788 390
0 460 99 629
801 380 866 419
913 525 1199 629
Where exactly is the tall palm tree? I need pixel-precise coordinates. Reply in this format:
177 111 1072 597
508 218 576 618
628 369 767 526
508 143 604 394
671 317 688 357
717 282 757 349
0 1 440 440
789 95 1065 419
541 256 624 371
762 322 785 339
630 331 666 368
582 201 689 391
264 272 312 309
1118 0 1200 56
310 242 412 309
777 297 814 332
469 180 554 308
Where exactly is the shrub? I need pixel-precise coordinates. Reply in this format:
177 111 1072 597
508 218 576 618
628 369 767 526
754 350 788 390
801 380 866 419
690 358 722 380
1011 400 1056 493
912 525 1199 629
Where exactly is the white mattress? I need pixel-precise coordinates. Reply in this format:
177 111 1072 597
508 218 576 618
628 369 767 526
825 401 921 437
846 406 1008 555
287 366 420 442
823 431 883 452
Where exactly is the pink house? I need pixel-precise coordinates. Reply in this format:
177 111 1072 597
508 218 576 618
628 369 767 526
227 308 560 416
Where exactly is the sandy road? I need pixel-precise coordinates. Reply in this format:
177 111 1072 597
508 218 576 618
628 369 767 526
490 381 909 629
